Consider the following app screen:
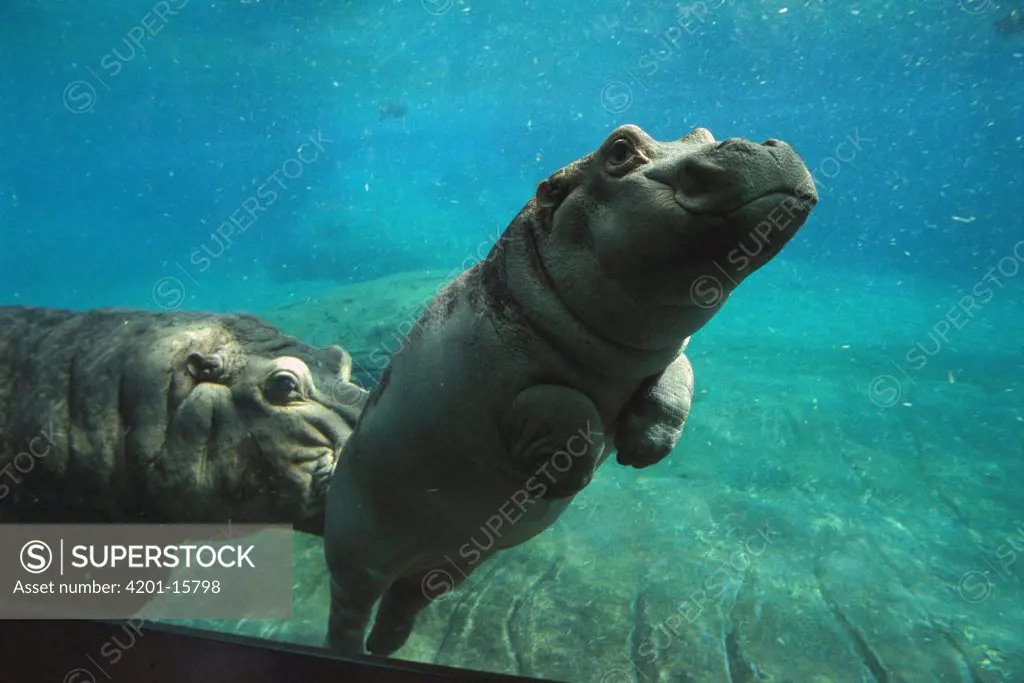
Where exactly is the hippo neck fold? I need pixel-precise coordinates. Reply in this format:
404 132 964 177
481 207 684 380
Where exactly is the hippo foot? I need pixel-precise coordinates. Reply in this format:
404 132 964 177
365 564 478 656
503 384 606 500
324 624 366 655
615 423 677 468
614 352 694 469
365 623 413 656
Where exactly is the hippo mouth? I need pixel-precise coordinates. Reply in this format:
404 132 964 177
291 441 339 489
642 184 815 283
679 188 814 219
718 190 816 232
289 442 338 535
660 177 816 226
284 419 342 491
659 191 805 264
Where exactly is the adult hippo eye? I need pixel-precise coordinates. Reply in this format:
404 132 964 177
607 138 635 165
264 371 303 405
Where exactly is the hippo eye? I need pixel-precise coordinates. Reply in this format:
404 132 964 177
607 138 635 165
265 371 303 404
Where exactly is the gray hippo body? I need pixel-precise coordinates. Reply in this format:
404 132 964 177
0 307 368 535
324 125 817 654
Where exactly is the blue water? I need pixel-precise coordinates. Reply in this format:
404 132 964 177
2 0 1021 310
1 1 1022 681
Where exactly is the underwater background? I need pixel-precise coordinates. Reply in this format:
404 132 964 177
1 1 1023 681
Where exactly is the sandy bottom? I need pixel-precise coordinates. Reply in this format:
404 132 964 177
143 260 1024 682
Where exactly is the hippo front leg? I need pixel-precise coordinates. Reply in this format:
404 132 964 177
502 385 606 500
614 352 694 468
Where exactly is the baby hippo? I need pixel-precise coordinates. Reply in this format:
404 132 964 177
324 124 818 654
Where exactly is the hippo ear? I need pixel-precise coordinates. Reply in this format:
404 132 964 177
535 178 564 209
323 345 353 382
185 352 226 382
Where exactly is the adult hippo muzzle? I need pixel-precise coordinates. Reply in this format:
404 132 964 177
0 307 369 535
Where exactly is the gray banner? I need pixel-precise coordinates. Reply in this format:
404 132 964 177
0 524 294 619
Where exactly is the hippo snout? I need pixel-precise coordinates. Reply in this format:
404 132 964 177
645 133 817 217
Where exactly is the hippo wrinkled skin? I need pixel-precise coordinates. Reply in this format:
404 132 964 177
0 307 368 534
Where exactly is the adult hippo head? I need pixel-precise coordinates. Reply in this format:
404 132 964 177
0 307 369 535
162 316 370 534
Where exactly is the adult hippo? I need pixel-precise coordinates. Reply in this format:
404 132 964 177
323 124 818 654
0 307 368 534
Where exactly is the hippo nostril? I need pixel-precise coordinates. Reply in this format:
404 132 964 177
716 138 742 150
764 138 783 147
